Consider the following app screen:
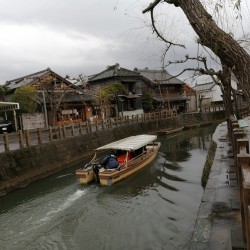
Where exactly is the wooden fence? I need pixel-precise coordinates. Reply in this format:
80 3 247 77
230 116 250 249
1 110 178 152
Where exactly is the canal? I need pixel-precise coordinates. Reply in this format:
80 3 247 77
0 125 217 250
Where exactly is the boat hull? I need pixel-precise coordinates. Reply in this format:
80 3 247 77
75 168 96 184
75 135 161 186
99 142 160 186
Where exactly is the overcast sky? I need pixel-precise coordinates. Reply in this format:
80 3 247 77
0 0 249 84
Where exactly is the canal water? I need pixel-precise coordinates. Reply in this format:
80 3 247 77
0 125 217 250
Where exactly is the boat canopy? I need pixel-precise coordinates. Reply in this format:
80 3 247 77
96 134 157 151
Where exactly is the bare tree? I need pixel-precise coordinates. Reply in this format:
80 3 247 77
33 75 77 126
143 0 250 103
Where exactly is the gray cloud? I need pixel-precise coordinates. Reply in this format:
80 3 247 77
0 0 248 84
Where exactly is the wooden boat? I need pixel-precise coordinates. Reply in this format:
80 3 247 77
157 126 184 136
75 134 161 186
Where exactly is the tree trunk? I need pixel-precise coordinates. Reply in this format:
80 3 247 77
165 0 250 100
232 89 241 119
219 64 234 127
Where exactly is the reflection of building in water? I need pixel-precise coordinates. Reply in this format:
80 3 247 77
159 125 216 162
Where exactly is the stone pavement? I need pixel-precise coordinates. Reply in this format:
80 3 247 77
189 121 246 250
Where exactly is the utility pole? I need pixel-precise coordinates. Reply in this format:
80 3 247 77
42 91 48 128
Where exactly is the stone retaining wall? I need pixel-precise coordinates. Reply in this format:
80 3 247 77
0 111 225 196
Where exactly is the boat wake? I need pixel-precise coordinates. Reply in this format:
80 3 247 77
0 189 86 250
39 189 85 223
56 173 73 179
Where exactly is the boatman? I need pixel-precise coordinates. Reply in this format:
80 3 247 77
100 151 119 169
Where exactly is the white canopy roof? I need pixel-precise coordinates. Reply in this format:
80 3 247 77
96 134 157 151
0 102 19 112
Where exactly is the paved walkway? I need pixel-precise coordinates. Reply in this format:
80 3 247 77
189 121 246 249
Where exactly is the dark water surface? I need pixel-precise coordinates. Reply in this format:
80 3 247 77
0 125 217 250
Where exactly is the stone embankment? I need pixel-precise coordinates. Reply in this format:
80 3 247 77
190 116 250 249
0 111 225 196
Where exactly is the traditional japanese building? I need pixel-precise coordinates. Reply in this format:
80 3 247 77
88 63 144 117
137 68 188 113
5 68 93 127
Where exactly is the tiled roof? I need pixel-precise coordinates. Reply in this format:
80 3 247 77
193 82 215 91
36 90 94 104
5 68 74 91
63 91 94 102
184 84 196 95
88 64 140 82
136 68 184 85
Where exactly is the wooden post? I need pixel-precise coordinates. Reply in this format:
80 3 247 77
86 122 89 133
49 126 53 141
3 132 9 151
71 124 74 136
89 121 92 132
242 183 250 246
237 139 249 154
101 119 105 130
237 141 250 245
79 123 82 134
233 129 244 156
62 125 66 138
25 129 30 146
19 130 24 148
248 206 250 250
241 165 250 245
232 122 239 129
95 120 99 130
37 128 42 144
58 126 62 139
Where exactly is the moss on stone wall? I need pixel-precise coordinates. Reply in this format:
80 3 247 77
201 140 217 188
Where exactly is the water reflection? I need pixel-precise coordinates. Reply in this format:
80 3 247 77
0 124 218 250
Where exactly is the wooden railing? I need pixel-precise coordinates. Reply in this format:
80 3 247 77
57 119 82 126
0 111 178 152
230 116 250 249
0 106 227 153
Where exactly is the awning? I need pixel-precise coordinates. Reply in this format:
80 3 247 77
96 134 157 151
153 96 188 102
125 94 141 99
119 94 141 99
0 102 20 112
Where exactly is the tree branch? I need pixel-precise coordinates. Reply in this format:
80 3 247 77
150 8 185 48
142 0 162 14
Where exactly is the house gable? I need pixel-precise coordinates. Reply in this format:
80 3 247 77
136 68 185 86
88 64 141 84
5 67 76 93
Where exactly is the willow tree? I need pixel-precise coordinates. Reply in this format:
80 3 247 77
143 0 250 104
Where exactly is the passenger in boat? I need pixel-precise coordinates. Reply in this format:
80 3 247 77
117 150 127 164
